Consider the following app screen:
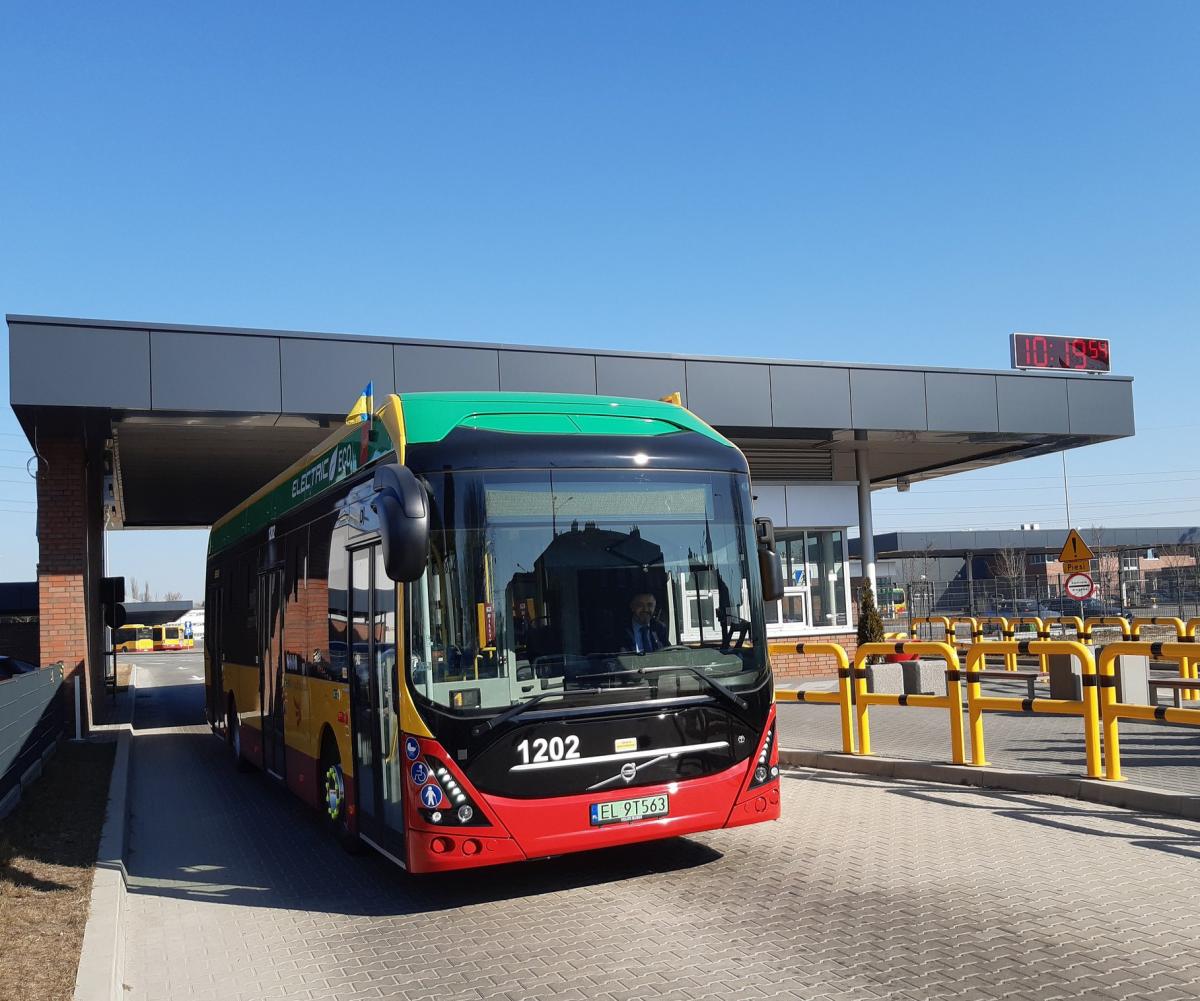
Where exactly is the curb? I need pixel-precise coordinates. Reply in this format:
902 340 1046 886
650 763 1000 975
73 726 131 1001
779 747 1200 820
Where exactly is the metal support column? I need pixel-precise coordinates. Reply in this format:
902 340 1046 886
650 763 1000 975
855 430 877 597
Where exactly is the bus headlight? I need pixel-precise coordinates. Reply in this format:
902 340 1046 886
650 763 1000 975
419 755 489 827
749 723 777 789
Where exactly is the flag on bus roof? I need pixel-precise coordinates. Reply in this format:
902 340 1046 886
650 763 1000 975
345 382 374 425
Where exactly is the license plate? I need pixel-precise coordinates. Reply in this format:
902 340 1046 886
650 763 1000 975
589 794 669 826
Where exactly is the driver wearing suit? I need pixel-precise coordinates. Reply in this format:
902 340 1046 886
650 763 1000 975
623 592 669 654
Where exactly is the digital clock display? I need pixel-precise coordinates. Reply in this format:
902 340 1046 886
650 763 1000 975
1011 333 1111 372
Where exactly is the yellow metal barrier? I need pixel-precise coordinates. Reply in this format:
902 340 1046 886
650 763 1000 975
1131 616 1184 639
852 642 966 764
1130 617 1193 698
948 615 981 653
1047 615 1087 643
1099 641 1200 781
965 640 1101 778
976 616 1017 670
1084 616 1131 641
912 616 951 641
1010 616 1050 672
770 642 855 754
1186 619 1200 700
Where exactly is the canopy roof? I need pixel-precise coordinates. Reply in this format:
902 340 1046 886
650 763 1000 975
8 314 1135 528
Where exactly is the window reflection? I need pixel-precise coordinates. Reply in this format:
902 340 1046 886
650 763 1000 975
409 469 767 712
768 530 848 630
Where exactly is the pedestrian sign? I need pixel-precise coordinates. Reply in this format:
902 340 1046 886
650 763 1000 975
1058 529 1094 574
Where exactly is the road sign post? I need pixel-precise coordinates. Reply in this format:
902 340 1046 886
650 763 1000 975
1059 529 1095 575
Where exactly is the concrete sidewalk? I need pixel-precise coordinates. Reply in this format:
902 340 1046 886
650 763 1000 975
117 668 1200 1000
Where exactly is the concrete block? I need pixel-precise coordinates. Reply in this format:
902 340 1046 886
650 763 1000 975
902 660 946 696
1047 652 1082 701
1114 654 1151 705
867 663 903 695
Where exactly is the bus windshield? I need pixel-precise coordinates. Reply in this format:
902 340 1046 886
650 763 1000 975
408 467 768 714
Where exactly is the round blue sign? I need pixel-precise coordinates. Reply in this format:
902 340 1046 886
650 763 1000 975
404 736 420 761
410 761 429 785
420 784 443 809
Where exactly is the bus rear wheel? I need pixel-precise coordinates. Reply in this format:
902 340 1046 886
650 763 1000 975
320 735 360 853
228 703 251 772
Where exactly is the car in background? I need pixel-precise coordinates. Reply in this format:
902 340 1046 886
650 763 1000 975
1038 596 1129 620
975 597 1041 620
0 655 41 681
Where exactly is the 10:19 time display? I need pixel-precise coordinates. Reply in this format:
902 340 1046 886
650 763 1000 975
1010 333 1111 372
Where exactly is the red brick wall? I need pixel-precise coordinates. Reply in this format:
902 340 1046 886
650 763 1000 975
36 438 89 722
769 632 858 680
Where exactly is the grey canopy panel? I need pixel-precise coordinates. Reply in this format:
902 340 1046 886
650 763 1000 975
8 314 1135 528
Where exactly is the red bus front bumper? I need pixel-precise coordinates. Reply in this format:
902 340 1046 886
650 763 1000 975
404 715 780 873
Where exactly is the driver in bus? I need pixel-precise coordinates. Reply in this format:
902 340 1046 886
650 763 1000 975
623 592 669 654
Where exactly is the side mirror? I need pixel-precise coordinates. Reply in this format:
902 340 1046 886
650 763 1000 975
755 517 786 603
372 464 430 582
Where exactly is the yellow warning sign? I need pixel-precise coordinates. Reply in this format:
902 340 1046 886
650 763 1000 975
1058 529 1095 566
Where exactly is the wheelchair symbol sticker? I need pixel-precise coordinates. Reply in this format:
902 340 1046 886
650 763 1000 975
410 761 429 785
420 784 443 809
404 737 420 761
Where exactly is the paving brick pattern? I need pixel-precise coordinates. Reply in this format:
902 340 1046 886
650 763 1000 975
777 692 1200 796
124 677 1200 1000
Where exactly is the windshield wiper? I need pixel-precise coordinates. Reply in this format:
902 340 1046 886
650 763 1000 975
638 664 749 712
470 687 602 738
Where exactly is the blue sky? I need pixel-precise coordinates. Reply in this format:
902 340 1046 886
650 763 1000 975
2 3 1198 599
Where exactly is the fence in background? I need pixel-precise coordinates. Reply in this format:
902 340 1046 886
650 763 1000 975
893 570 1200 629
0 663 65 817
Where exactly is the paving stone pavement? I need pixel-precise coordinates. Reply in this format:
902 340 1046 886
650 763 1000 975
124 696 1200 1000
776 690 1200 796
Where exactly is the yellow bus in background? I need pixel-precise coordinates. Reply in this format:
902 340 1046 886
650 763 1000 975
115 624 153 653
152 624 184 651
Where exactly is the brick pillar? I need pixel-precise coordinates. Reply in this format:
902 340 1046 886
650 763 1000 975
37 436 91 732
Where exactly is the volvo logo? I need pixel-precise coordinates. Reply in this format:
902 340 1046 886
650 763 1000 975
620 762 637 782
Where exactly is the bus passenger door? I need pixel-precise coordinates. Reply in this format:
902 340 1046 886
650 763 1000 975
348 543 405 856
258 567 287 778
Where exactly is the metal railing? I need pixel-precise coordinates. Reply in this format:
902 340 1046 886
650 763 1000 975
853 641 967 764
773 637 1200 786
770 642 855 754
965 639 1101 777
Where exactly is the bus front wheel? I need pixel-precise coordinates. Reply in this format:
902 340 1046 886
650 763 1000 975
320 734 360 853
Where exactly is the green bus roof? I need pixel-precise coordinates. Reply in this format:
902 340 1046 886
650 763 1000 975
398 392 732 447
209 391 734 556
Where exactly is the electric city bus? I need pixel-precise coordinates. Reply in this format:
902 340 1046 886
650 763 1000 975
115 624 153 653
205 392 784 873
